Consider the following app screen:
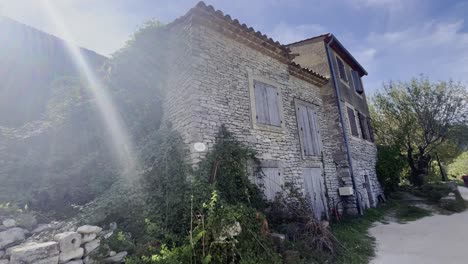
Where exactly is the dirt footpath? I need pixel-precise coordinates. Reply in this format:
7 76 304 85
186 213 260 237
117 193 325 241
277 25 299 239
370 187 468 264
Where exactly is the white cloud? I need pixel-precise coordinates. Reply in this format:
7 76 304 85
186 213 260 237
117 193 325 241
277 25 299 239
357 19 468 93
269 22 326 45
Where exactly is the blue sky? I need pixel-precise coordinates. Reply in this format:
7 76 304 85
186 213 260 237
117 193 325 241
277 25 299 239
1 0 468 94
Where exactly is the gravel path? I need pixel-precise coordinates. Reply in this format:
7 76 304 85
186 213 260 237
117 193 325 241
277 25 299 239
370 187 468 264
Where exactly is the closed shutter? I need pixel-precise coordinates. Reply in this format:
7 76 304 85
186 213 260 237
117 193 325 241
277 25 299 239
254 81 281 126
352 71 363 93
260 167 281 201
367 117 375 142
254 81 269 124
265 85 281 126
357 112 368 140
303 168 327 220
297 104 322 156
336 57 348 82
347 106 359 137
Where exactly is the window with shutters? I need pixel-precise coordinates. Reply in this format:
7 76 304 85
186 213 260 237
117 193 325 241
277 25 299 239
351 70 364 94
295 100 323 157
357 112 368 140
336 56 348 83
346 106 359 137
249 75 285 131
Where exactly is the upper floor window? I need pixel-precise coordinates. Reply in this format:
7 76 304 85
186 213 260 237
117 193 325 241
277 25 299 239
357 112 368 140
351 70 364 94
296 100 322 157
346 106 359 137
252 80 282 127
336 56 348 83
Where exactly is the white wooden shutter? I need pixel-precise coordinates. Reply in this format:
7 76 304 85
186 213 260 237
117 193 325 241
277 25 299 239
297 104 322 156
254 82 269 125
303 168 327 220
254 81 281 127
261 167 281 201
306 107 322 156
265 85 281 126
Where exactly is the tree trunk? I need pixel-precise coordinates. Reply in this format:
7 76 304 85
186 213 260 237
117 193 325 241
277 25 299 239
407 145 430 186
435 152 448 182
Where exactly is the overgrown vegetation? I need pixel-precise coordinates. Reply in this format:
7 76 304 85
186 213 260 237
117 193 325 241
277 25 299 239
331 205 391 264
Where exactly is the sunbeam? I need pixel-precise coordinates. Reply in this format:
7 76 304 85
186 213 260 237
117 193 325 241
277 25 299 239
40 0 139 175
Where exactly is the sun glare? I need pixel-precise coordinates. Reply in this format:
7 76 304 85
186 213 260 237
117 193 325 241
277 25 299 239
40 0 139 175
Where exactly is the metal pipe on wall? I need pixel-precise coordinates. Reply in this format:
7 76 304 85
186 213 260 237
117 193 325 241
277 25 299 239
325 36 362 215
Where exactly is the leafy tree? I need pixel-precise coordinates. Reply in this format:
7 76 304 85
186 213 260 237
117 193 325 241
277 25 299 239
372 76 467 186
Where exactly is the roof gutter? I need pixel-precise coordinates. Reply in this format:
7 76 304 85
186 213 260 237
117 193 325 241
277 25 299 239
325 36 362 215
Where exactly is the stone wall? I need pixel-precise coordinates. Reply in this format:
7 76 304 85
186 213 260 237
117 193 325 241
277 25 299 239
163 20 345 215
0 215 125 264
288 37 384 212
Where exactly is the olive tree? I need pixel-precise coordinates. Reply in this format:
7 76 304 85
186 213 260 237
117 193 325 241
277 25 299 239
372 76 467 186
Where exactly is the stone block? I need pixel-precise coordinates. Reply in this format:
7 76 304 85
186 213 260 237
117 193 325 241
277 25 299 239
103 251 127 263
65 260 83 264
8 242 59 264
54 232 81 252
77 226 102 235
59 248 83 264
0 228 26 249
0 259 8 264
83 240 100 256
81 233 96 244
2 220 15 228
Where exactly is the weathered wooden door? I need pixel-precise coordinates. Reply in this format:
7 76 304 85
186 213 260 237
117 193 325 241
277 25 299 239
303 167 327 220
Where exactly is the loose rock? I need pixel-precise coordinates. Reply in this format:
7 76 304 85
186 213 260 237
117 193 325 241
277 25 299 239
83 240 100 256
54 232 81 252
2 219 15 228
77 226 102 235
0 250 4 258
81 233 96 244
65 260 83 264
0 259 9 264
8 241 59 264
59 248 83 264
0 228 26 249
103 251 127 263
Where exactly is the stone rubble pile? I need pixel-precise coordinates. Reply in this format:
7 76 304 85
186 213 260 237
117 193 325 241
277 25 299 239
0 217 126 264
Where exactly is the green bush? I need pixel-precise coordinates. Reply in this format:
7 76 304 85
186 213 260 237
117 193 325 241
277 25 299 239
376 145 407 194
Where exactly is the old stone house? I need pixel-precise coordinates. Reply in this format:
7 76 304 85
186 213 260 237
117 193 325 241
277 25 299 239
161 2 383 219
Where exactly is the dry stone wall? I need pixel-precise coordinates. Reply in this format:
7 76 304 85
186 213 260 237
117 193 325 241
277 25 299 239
0 215 126 264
